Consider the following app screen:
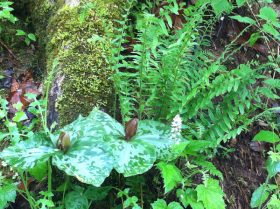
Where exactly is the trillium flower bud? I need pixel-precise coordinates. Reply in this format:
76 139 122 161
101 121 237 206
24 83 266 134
125 118 138 141
57 131 71 153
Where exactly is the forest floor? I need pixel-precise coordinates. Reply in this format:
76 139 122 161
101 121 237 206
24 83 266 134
214 132 267 209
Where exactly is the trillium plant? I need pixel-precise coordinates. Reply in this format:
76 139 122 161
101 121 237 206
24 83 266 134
0 108 187 186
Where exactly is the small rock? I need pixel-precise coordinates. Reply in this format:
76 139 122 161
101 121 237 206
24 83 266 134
249 141 264 152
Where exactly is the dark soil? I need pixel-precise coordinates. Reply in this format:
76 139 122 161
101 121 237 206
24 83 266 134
214 132 268 209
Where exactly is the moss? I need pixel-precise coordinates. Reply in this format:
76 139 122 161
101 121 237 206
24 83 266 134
31 0 124 125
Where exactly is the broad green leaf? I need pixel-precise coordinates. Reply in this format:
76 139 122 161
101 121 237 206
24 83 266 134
266 158 280 178
65 191 88 209
84 186 112 201
177 189 204 209
0 1 13 7
230 15 256 25
168 142 189 161
250 185 270 208
267 194 280 209
0 110 6 119
151 199 168 209
259 7 278 22
262 23 280 39
123 196 140 209
152 199 185 209
168 202 184 209
28 33 36 41
13 111 28 122
184 140 212 155
0 183 17 209
211 0 232 15
25 37 30 45
157 162 182 193
36 198 55 208
196 178 225 209
28 161 48 181
16 29 25 36
249 33 261 47
236 0 246 7
253 130 280 143
276 144 280 152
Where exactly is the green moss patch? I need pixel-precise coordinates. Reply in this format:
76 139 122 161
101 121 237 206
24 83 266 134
31 0 124 125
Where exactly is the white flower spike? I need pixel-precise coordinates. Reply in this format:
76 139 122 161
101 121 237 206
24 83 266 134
171 114 182 144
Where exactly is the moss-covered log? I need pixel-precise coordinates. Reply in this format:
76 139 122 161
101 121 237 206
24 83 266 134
30 0 123 126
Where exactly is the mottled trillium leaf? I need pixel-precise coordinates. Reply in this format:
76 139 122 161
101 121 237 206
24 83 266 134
37 108 183 187
52 109 116 187
0 133 56 170
105 137 157 177
60 108 124 142
87 108 124 136
136 120 180 160
52 137 114 187
0 108 184 187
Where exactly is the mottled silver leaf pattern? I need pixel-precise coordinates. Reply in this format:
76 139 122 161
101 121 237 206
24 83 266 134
0 109 181 187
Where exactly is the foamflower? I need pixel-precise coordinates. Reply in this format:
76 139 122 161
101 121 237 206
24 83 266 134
171 114 182 144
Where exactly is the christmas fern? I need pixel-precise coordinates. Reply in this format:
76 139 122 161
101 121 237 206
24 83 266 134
108 0 280 147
